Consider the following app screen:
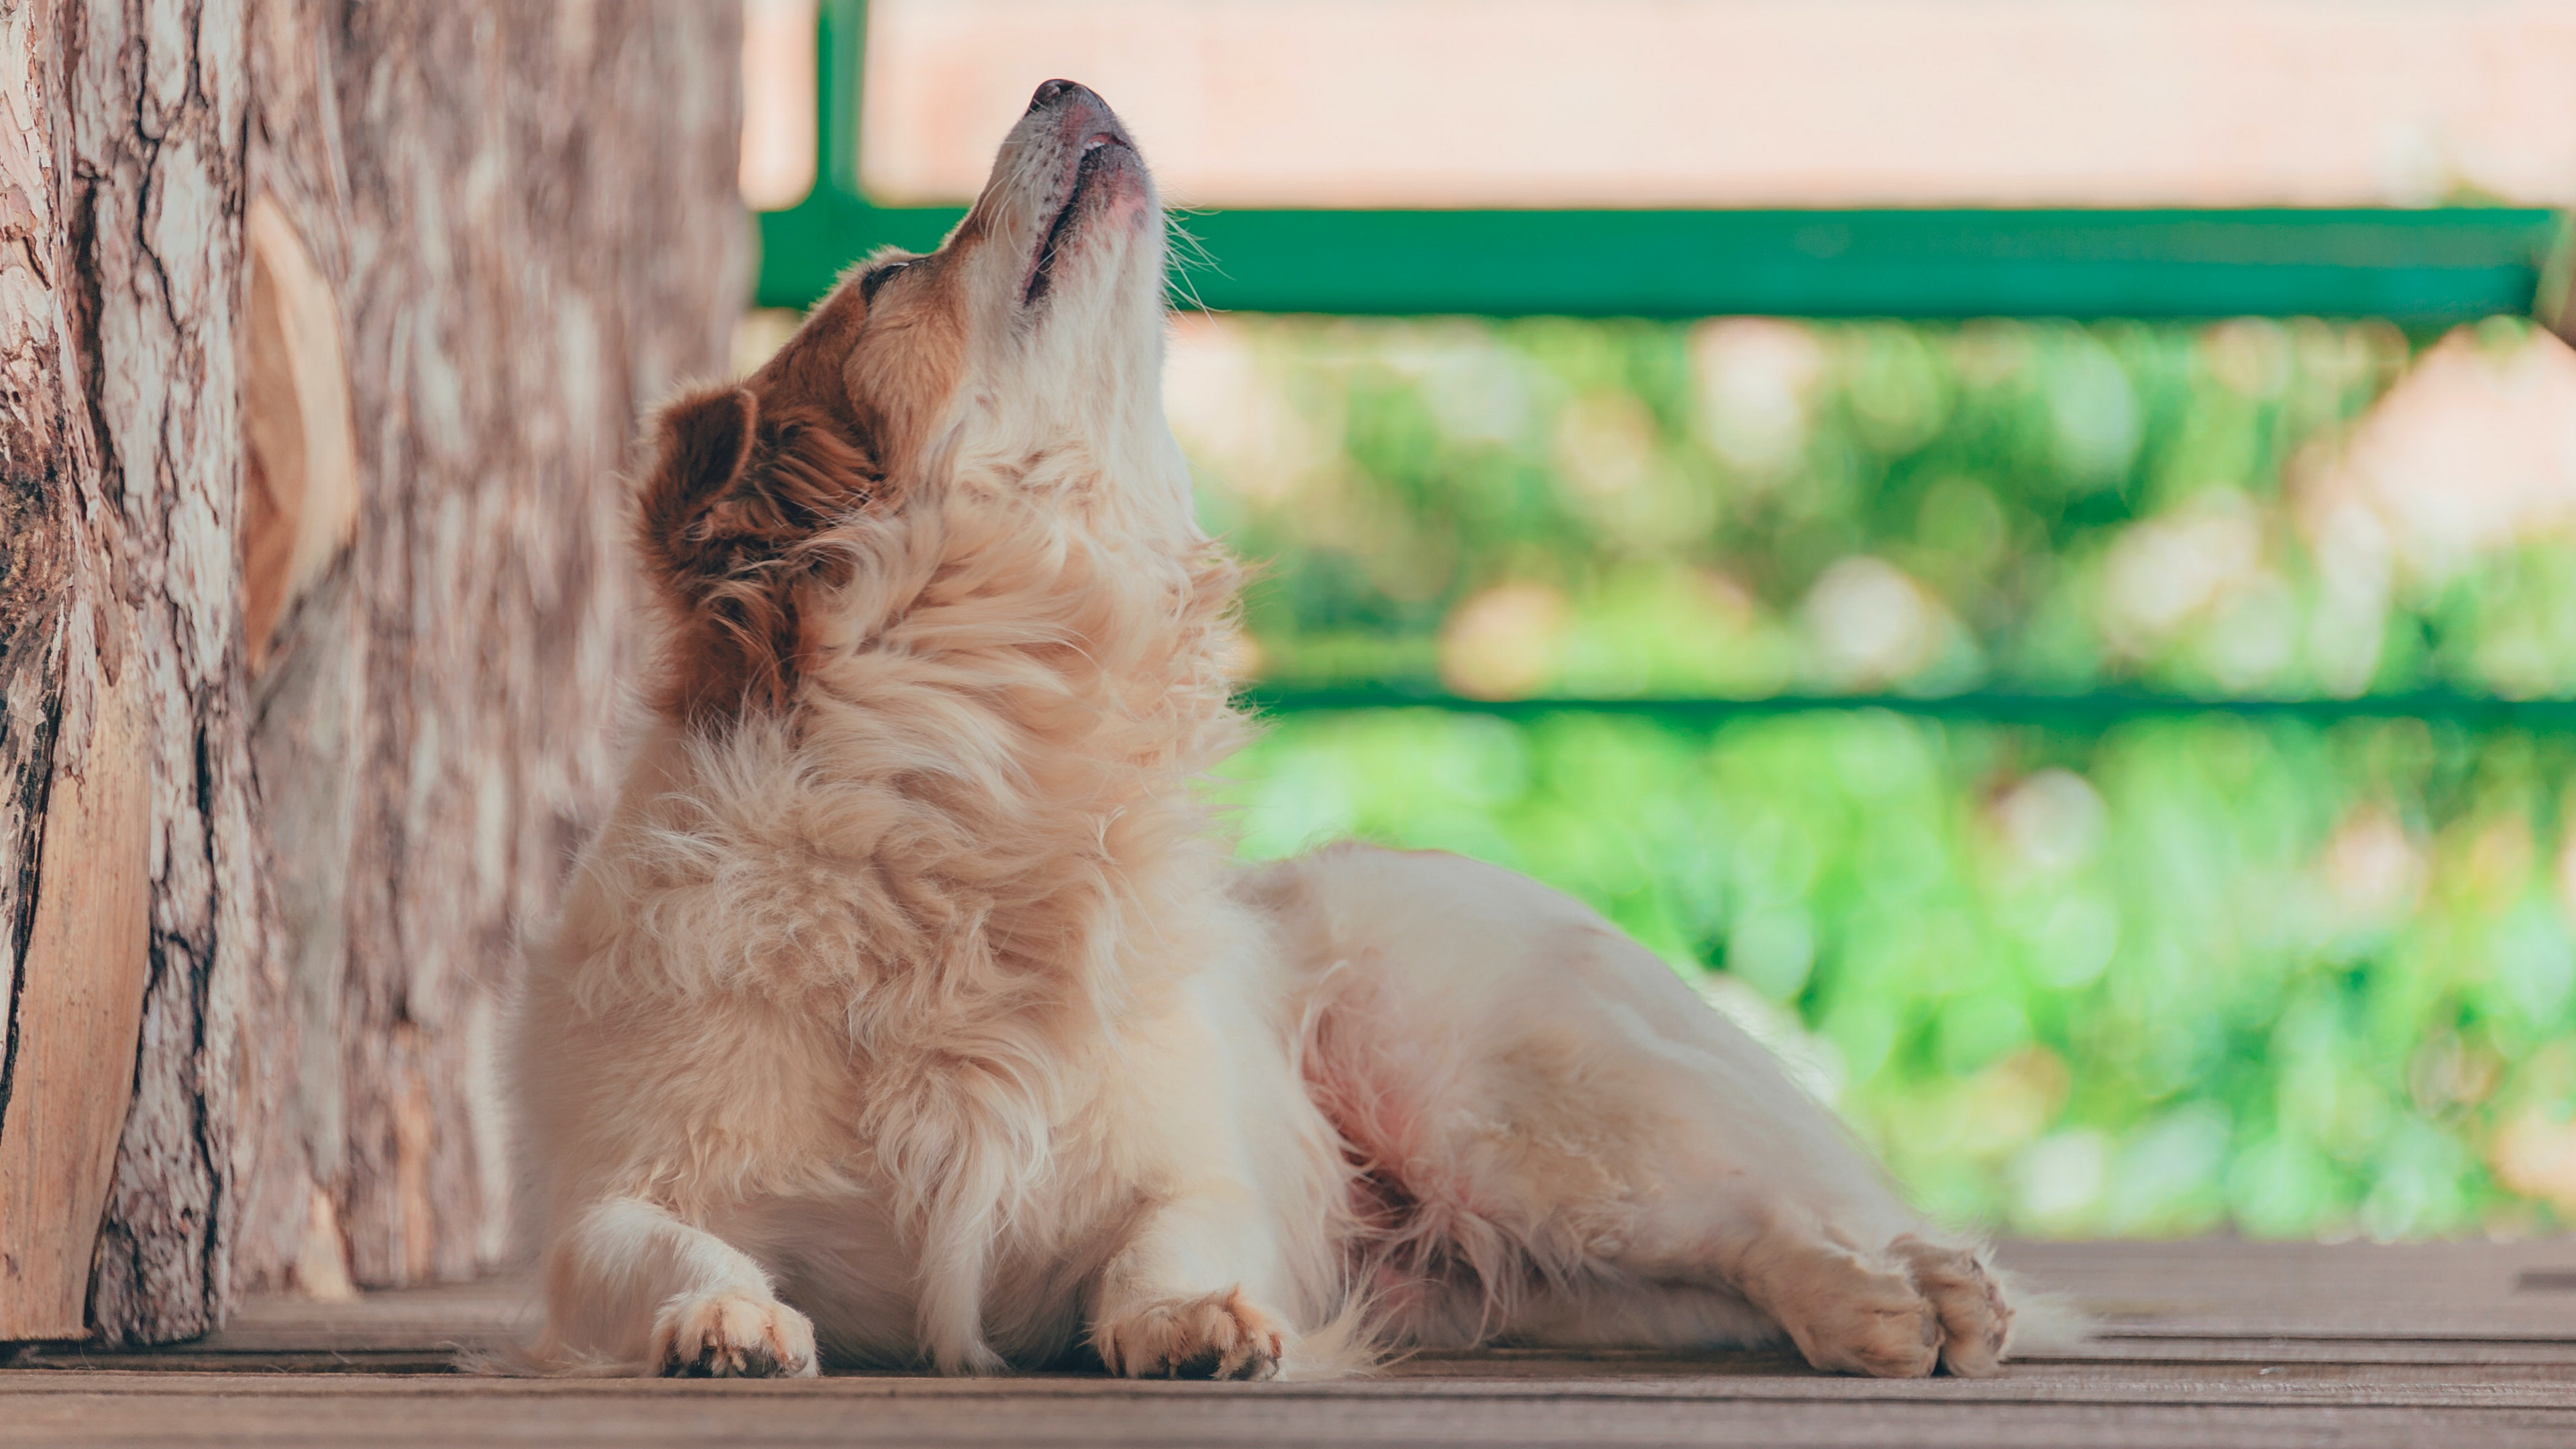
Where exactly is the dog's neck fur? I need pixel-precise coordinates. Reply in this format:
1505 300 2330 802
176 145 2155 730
799 429 1248 989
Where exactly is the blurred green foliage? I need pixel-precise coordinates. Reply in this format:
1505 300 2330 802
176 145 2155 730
1174 314 2576 1238
1181 313 2576 702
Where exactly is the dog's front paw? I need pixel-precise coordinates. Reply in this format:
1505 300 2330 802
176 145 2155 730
651 1290 820 1378
1093 1287 1285 1380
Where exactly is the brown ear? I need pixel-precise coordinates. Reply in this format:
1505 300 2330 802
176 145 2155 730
637 384 879 724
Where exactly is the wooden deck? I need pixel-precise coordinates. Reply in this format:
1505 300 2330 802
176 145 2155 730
7 1240 2576 1447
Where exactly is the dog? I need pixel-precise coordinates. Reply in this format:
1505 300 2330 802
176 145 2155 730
513 78 2016 1381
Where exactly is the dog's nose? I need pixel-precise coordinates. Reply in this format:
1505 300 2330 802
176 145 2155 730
1029 78 1087 113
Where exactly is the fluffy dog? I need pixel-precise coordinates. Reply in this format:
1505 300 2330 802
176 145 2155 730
515 79 2016 1381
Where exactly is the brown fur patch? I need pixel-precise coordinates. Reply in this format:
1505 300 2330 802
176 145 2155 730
636 241 977 729
635 384 879 725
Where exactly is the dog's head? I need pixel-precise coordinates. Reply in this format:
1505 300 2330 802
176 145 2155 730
638 80 1173 724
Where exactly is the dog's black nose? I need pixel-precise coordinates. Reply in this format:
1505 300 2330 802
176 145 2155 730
1029 78 1085 113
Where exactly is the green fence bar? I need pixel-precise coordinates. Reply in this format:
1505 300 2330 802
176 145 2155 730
1238 687 2576 731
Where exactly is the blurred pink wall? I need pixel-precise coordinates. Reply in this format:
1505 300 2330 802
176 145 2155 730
820 0 2576 209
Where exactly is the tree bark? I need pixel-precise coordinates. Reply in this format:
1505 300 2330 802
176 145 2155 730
242 0 748 1304
0 1 745 1344
1 0 274 1348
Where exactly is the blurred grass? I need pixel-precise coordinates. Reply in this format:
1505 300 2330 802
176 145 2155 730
1178 314 2576 1238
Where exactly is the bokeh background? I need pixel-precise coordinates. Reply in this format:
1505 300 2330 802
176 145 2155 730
746 0 2576 1241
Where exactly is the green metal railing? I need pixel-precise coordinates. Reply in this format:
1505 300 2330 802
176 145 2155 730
756 1 2574 731
1240 687 2576 731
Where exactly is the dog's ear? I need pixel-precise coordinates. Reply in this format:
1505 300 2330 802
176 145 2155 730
637 384 879 724
640 387 881 581
645 384 760 552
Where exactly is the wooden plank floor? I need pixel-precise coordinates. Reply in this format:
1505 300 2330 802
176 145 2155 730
7 1240 2576 1447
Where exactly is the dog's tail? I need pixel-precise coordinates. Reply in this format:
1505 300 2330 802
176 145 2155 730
1995 1266 2096 1360
1277 1289 1391 1381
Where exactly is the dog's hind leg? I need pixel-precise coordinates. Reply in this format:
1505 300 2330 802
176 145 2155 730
538 1196 819 1377
1256 844 2015 1377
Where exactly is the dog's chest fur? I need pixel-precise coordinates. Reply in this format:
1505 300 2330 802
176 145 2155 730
523 482 1311 1365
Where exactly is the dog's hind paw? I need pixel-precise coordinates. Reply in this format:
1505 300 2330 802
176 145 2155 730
1092 1287 1285 1380
1766 1247 1945 1378
1892 1236 2014 1377
651 1291 820 1378
1748 1230 2015 1379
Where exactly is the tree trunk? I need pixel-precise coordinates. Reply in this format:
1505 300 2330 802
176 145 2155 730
0 1 746 1344
0 0 273 1348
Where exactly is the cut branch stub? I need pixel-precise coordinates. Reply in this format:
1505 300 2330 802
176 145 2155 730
0 647 152 1342
239 194 358 676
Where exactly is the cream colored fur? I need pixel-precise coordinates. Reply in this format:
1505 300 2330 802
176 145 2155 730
515 80 2017 1381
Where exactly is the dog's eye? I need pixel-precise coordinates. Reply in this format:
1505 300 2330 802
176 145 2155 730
860 260 912 304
